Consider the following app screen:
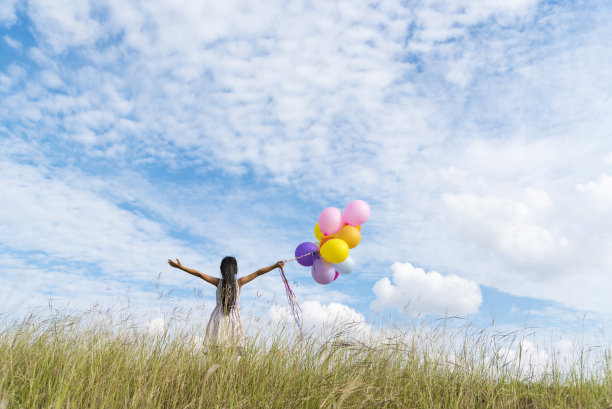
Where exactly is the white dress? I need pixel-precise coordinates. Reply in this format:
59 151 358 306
205 279 245 348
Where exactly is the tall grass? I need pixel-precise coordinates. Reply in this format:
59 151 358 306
0 307 610 408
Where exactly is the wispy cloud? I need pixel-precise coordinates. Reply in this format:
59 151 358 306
0 0 19 25
3 34 21 50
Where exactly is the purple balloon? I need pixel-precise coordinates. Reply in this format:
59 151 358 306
295 242 318 267
311 257 336 285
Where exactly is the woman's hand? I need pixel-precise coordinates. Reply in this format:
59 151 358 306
275 260 285 269
168 258 183 269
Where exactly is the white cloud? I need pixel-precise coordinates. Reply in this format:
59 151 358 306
0 0 19 25
443 191 569 270
1 0 429 189
26 0 103 52
409 0 540 86
577 174 612 207
270 300 370 336
497 339 551 377
3 34 21 49
0 73 11 93
435 153 612 313
0 160 218 288
39 70 64 89
146 317 165 335
371 262 482 316
0 251 159 318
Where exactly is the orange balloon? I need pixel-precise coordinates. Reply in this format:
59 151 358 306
344 222 361 231
319 235 334 248
335 225 361 249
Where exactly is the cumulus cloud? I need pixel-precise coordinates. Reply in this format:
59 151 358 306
436 152 612 313
146 317 165 335
371 262 482 316
497 340 550 377
577 174 612 207
443 191 569 270
270 300 370 336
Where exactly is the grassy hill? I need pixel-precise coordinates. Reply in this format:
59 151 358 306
1 309 610 408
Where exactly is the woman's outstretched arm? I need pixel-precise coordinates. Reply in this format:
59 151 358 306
168 258 220 287
237 261 285 288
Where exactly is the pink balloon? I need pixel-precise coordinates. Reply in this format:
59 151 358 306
318 207 344 236
343 200 370 226
333 270 339 281
311 257 336 285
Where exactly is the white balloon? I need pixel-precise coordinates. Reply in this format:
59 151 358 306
333 256 355 275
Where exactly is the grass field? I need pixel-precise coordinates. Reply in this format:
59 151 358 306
1 307 610 408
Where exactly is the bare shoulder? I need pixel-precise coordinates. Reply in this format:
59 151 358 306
237 272 258 287
201 274 220 287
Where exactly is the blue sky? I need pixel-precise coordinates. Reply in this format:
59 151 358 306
1 0 612 351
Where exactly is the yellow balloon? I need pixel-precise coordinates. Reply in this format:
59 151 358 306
320 238 349 264
335 225 361 249
314 223 324 241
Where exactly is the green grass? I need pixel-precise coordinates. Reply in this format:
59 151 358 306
0 309 610 408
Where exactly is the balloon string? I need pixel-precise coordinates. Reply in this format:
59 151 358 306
283 250 316 263
278 265 303 332
277 251 318 332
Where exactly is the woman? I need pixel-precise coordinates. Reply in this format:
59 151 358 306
168 256 284 355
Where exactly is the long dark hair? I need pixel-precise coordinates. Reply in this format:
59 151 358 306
220 256 238 315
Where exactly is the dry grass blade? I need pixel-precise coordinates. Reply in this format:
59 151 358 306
203 364 222 383
335 376 361 409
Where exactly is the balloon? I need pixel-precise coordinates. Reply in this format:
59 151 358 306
344 200 370 226
294 242 318 267
333 256 355 275
314 223 324 241
319 235 334 248
318 207 344 236
311 257 336 284
319 238 349 264
344 222 361 231
334 225 361 249
333 270 339 281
